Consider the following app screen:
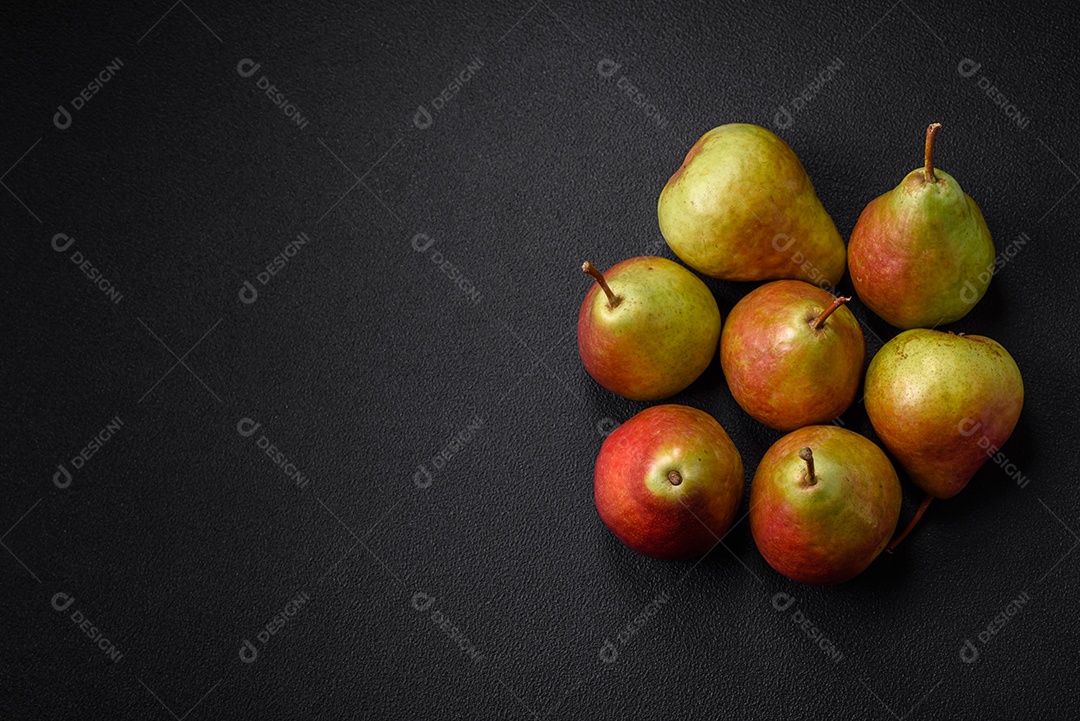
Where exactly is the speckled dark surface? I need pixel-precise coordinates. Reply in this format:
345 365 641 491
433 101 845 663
5 1 1080 718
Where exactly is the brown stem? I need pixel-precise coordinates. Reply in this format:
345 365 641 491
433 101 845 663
812 296 851 330
799 447 815 485
581 261 620 308
924 123 942 183
667 470 682 486
886 493 934 553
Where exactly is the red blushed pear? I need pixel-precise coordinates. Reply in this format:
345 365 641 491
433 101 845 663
594 405 743 560
848 123 996 329
720 280 864 431
750 426 901 584
864 329 1024 550
577 257 721 401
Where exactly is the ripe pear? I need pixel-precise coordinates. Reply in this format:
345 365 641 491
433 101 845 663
750 426 901 584
865 329 1024 501
577 257 720 401
720 280 864 431
594 405 743 560
848 123 996 329
657 123 846 285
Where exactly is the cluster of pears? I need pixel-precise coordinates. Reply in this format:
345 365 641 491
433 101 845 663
580 122 1024 584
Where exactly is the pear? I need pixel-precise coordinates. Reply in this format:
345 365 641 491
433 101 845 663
657 123 846 286
865 329 1023 547
594 405 744 560
865 329 1024 498
720 280 864 431
848 123 996 329
577 257 721 401
750 426 901 584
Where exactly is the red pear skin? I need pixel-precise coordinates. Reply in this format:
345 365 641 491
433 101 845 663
720 280 864 431
848 124 996 329
750 426 901 584
578 256 721 401
594 405 743 560
864 329 1024 499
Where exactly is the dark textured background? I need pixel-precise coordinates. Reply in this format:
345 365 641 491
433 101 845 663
4 1 1079 718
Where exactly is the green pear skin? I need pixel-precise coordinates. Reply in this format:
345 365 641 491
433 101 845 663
864 329 1023 499
658 123 846 286
848 124 996 329
577 257 721 401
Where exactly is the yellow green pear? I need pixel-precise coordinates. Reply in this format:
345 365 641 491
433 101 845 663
847 123 996 329
658 123 846 285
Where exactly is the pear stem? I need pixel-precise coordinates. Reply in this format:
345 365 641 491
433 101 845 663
668 470 682 486
886 493 934 553
581 261 621 308
924 123 942 183
812 296 851 330
799 447 815 485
